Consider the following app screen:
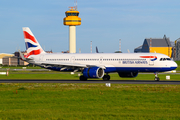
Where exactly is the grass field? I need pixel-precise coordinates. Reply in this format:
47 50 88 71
176 61 180 65
175 61 180 71
0 72 180 80
0 66 43 69
0 83 180 120
0 63 180 119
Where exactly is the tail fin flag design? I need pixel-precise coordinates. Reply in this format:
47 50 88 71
23 27 45 58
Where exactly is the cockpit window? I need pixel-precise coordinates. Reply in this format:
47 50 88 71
160 58 172 61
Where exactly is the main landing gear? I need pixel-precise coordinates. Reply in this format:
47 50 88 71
80 75 87 81
103 74 110 81
154 72 160 81
79 74 111 81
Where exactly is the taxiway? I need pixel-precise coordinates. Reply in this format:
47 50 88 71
0 80 180 84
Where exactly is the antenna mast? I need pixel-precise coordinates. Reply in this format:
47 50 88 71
74 0 77 10
91 41 92 53
119 39 121 52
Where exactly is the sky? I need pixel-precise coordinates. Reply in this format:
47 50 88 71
0 0 180 53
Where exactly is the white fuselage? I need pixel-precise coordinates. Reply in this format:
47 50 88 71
29 53 177 73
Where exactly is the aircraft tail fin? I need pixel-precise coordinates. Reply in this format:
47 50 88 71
22 27 45 58
96 46 99 53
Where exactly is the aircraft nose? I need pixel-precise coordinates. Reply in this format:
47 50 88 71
172 61 178 69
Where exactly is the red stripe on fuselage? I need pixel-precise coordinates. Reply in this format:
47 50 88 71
140 56 157 58
23 31 37 43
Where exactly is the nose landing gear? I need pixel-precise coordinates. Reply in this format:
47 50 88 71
154 72 160 81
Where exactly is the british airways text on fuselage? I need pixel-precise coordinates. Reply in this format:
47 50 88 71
122 60 148 64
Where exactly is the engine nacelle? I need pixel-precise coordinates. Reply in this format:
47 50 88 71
118 72 138 78
83 67 104 78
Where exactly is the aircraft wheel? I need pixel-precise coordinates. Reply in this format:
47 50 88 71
103 75 110 81
80 75 87 81
154 77 160 81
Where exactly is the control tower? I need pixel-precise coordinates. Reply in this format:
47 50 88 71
63 6 81 53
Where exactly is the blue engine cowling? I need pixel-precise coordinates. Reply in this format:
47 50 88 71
118 72 138 78
83 67 104 78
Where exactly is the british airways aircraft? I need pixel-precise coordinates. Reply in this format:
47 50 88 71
19 27 177 81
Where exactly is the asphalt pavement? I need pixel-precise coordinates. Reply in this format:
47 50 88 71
0 80 180 84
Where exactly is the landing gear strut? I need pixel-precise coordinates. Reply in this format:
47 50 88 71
103 74 110 81
154 72 160 81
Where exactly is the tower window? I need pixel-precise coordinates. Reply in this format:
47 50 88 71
66 13 79 17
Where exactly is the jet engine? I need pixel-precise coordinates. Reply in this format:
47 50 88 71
118 72 138 78
83 67 104 78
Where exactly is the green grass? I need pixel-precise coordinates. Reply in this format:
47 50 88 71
0 83 180 119
175 61 180 66
175 61 180 71
0 72 180 80
0 66 43 69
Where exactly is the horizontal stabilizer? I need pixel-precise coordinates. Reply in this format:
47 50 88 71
18 50 26 60
18 50 33 61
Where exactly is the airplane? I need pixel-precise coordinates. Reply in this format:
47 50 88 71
19 27 177 81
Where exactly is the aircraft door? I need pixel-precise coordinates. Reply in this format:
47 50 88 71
99 57 103 64
39 55 44 61
71 56 75 63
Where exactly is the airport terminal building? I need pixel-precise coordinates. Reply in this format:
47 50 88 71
2 52 28 66
0 53 14 65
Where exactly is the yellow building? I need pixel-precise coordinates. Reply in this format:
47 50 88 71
134 37 172 57
150 47 172 57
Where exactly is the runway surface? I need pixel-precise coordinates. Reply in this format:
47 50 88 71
0 80 180 84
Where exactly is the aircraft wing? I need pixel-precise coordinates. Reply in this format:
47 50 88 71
37 61 107 69
40 62 87 68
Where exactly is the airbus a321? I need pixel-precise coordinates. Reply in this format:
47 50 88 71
19 27 177 81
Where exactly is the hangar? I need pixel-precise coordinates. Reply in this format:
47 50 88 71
134 36 172 57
